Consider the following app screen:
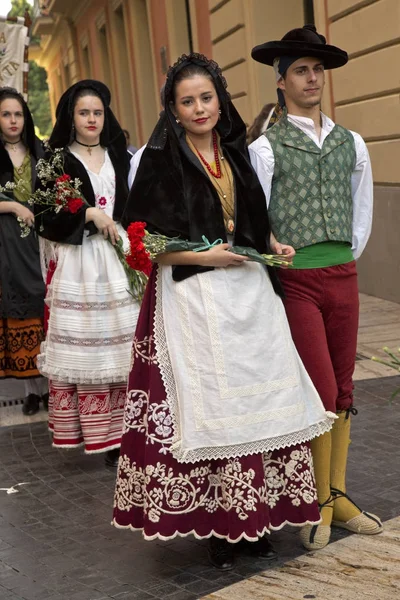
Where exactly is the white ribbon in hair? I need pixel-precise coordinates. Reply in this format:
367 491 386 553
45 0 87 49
273 58 283 82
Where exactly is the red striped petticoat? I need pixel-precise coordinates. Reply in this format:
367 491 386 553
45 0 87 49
48 381 126 453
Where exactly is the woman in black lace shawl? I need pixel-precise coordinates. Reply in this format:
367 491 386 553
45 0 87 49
113 54 333 570
0 87 47 415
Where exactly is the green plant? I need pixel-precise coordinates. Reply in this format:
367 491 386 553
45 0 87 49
371 347 400 399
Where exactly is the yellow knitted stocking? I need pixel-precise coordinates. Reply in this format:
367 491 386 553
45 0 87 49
310 431 334 526
330 412 361 522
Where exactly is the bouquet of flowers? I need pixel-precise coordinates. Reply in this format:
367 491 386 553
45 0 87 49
0 149 147 302
126 221 292 274
0 149 86 216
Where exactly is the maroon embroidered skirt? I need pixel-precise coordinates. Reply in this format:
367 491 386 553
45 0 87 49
112 270 321 542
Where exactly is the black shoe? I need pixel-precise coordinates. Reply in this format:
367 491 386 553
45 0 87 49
41 393 49 412
22 394 40 416
243 536 277 560
208 537 235 571
104 448 120 468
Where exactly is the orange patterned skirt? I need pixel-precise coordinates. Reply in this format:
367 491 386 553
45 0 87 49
0 317 44 379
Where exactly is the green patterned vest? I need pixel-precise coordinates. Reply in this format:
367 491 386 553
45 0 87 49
265 113 356 249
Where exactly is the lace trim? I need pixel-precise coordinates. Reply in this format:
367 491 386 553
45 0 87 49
37 352 130 384
51 442 121 455
153 266 336 463
110 518 321 542
171 415 336 463
153 267 181 442
51 297 134 311
47 333 133 347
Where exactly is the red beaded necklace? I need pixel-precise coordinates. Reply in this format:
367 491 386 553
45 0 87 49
193 130 221 179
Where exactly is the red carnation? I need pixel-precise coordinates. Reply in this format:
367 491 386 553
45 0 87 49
126 252 152 277
56 174 71 184
126 221 152 275
65 197 85 214
127 221 147 247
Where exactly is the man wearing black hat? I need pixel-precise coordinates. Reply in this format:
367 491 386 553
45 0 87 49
249 25 381 550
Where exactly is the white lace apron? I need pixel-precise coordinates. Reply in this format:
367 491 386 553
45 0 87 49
155 262 336 463
38 150 140 384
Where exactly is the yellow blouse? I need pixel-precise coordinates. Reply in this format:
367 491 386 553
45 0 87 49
13 152 32 203
186 134 235 235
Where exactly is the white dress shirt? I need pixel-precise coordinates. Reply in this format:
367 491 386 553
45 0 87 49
249 112 373 260
128 144 146 189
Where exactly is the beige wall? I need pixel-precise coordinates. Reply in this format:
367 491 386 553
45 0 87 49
314 0 400 302
34 0 212 146
209 0 304 126
314 0 400 182
357 186 400 303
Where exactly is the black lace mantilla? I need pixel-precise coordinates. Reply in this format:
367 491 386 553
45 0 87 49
165 53 228 95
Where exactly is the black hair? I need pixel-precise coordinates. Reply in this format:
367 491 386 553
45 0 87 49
0 86 25 108
0 86 33 149
246 103 275 145
70 87 105 145
171 64 214 103
0 87 25 133
72 87 103 108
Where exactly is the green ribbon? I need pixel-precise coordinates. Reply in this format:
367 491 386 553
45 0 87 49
192 235 223 252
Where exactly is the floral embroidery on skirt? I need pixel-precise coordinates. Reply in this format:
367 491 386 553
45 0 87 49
112 271 321 542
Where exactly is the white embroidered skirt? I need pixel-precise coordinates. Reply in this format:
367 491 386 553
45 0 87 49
157 262 335 463
38 227 140 384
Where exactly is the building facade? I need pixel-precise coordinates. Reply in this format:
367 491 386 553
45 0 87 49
32 0 400 303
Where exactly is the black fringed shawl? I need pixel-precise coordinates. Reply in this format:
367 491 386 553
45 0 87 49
122 54 282 295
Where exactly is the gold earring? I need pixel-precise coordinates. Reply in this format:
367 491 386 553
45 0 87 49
175 118 180 124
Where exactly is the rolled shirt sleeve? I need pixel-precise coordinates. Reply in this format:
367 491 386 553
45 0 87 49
128 144 146 189
350 131 373 260
248 136 275 208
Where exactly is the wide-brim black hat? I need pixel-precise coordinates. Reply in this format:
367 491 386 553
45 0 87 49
251 24 348 69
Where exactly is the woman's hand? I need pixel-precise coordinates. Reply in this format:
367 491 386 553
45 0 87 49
201 244 248 268
12 203 35 227
85 207 120 245
270 233 295 265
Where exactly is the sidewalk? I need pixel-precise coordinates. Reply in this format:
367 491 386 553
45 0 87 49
203 516 400 600
354 293 400 381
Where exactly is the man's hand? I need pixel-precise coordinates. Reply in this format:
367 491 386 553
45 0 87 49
270 232 295 265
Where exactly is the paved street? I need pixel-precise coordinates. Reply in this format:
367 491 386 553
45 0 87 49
0 292 399 600
0 373 399 600
205 514 400 600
